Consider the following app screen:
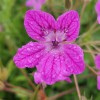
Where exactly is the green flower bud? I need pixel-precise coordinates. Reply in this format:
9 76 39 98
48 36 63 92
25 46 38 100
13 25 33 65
0 68 8 81
0 81 5 91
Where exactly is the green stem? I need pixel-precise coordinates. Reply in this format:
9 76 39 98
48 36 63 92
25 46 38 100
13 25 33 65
20 69 36 90
0 60 4 69
73 75 81 100
30 85 40 100
3 87 32 96
79 41 100 46
48 88 76 100
5 82 33 93
86 64 98 76
79 20 98 42
85 45 95 59
90 44 100 52
80 0 87 20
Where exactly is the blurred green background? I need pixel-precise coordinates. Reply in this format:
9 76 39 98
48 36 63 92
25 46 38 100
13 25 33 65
0 0 100 100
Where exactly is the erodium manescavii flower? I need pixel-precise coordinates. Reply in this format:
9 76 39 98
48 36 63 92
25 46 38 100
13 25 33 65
26 0 46 10
95 0 100 24
13 10 85 85
95 54 100 90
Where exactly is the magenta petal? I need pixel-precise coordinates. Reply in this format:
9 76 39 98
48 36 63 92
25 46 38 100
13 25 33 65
13 42 46 68
57 10 80 41
41 0 46 4
34 72 44 84
95 0 100 15
95 54 100 69
97 16 100 24
36 53 71 85
63 44 85 74
33 0 46 10
24 10 56 41
34 71 71 84
95 0 100 24
97 72 100 90
57 75 72 83
26 0 34 7
26 0 46 10
33 2 42 10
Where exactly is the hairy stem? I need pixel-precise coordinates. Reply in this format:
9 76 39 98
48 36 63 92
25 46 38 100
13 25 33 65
73 75 81 100
83 49 98 54
30 85 40 100
79 21 98 42
20 69 36 90
85 45 95 59
91 27 100 34
48 88 76 100
3 87 32 96
90 44 100 52
4 82 33 93
86 64 98 76
79 41 100 46
80 0 87 20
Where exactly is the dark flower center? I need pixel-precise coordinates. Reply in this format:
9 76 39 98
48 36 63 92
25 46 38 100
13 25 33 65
52 41 59 48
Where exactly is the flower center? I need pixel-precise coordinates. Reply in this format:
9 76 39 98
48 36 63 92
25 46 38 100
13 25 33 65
52 40 59 47
44 30 66 52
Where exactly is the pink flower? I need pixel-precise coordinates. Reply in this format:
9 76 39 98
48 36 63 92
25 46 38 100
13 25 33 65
95 0 100 24
13 10 85 85
95 54 100 90
26 0 46 10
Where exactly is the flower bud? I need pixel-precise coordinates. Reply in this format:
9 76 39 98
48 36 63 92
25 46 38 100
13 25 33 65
84 0 90 3
65 0 72 9
0 68 8 81
81 96 87 100
0 81 5 91
0 25 3 32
